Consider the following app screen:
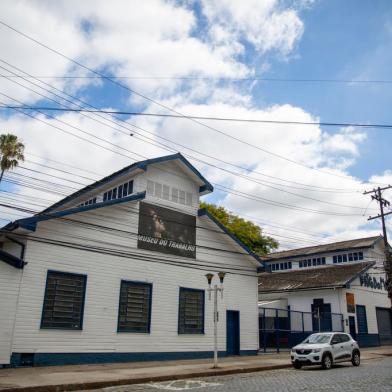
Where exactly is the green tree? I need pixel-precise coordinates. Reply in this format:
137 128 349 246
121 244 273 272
0 133 25 183
200 202 278 255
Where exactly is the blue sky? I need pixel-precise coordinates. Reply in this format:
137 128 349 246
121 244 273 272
253 0 392 180
0 0 391 248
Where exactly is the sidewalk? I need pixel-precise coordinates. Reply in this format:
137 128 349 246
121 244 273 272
1 347 391 392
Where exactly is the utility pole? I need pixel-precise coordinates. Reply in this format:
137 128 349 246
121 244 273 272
364 185 392 303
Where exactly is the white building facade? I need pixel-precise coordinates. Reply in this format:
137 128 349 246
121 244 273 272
259 237 392 349
0 154 261 367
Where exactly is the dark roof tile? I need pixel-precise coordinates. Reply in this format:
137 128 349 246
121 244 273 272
264 236 381 260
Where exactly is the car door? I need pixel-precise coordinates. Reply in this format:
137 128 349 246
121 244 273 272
339 334 354 360
330 334 344 362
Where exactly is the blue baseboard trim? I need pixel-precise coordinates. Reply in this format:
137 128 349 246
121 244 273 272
356 333 380 348
10 350 258 367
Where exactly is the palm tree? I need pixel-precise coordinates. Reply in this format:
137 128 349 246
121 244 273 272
0 133 25 184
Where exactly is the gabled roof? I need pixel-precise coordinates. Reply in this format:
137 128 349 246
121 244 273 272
40 153 213 214
258 261 375 293
263 236 383 261
3 191 146 232
198 208 266 268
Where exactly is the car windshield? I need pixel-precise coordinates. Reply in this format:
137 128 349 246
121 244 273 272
302 334 331 344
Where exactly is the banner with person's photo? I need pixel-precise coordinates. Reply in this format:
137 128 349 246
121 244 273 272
137 202 196 258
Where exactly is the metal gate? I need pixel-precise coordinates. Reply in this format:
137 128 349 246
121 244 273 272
376 307 392 345
259 307 344 352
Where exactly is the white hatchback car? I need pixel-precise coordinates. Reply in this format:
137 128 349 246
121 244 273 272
291 332 360 370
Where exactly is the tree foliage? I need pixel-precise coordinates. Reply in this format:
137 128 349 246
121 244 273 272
0 133 25 183
201 202 278 255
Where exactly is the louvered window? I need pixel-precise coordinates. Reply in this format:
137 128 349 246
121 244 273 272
178 288 204 334
118 281 152 333
41 271 87 330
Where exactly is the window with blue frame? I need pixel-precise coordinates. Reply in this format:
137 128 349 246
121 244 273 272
103 180 134 202
178 288 204 334
299 257 325 268
41 271 87 330
270 261 292 271
78 197 97 207
334 252 364 264
118 280 152 333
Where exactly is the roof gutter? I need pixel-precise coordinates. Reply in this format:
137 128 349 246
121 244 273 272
2 191 146 233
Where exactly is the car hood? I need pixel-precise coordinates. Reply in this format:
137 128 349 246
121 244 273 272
293 343 330 350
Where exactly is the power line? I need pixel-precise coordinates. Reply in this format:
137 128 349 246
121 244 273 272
0 60 362 193
0 96 373 214
0 195 331 251
0 92 372 214
3 230 257 277
4 165 367 217
0 198 275 266
1 212 385 284
18 152 373 212
1 175 334 243
0 19 374 182
1 75 392 84
3 105 392 130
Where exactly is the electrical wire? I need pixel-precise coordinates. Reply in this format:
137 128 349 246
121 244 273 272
0 61 365 194
3 104 392 130
0 19 379 182
2 75 392 84
0 93 374 215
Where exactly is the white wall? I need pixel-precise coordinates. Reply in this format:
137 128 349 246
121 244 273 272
259 289 343 332
0 242 23 364
342 265 390 334
10 201 259 357
259 264 390 336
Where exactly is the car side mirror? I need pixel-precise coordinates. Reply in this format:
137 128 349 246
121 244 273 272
331 340 339 345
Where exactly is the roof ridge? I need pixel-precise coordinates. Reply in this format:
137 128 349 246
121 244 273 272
264 235 383 260
37 153 212 215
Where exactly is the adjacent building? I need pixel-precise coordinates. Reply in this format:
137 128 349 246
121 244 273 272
259 236 392 350
0 153 263 367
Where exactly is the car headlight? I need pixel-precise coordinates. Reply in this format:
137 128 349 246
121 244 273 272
312 348 321 353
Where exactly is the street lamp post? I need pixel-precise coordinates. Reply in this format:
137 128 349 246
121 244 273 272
205 272 226 369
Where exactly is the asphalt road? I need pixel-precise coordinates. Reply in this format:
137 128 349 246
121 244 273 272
89 356 392 392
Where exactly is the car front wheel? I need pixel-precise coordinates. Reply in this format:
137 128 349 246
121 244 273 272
293 362 302 369
352 351 360 366
321 353 333 370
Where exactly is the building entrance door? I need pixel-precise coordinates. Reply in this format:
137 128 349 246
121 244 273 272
349 316 356 339
226 310 240 355
376 307 392 345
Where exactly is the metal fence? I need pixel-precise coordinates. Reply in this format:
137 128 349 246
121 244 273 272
259 307 344 352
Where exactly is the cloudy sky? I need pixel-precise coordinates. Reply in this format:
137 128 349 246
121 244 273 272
0 0 391 250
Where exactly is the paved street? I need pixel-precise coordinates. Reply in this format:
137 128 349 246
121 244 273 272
86 357 392 392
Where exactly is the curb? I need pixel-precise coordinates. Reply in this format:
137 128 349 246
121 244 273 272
0 363 293 392
1 352 391 392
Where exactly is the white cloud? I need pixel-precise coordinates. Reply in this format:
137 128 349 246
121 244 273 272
201 0 304 56
0 0 388 250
